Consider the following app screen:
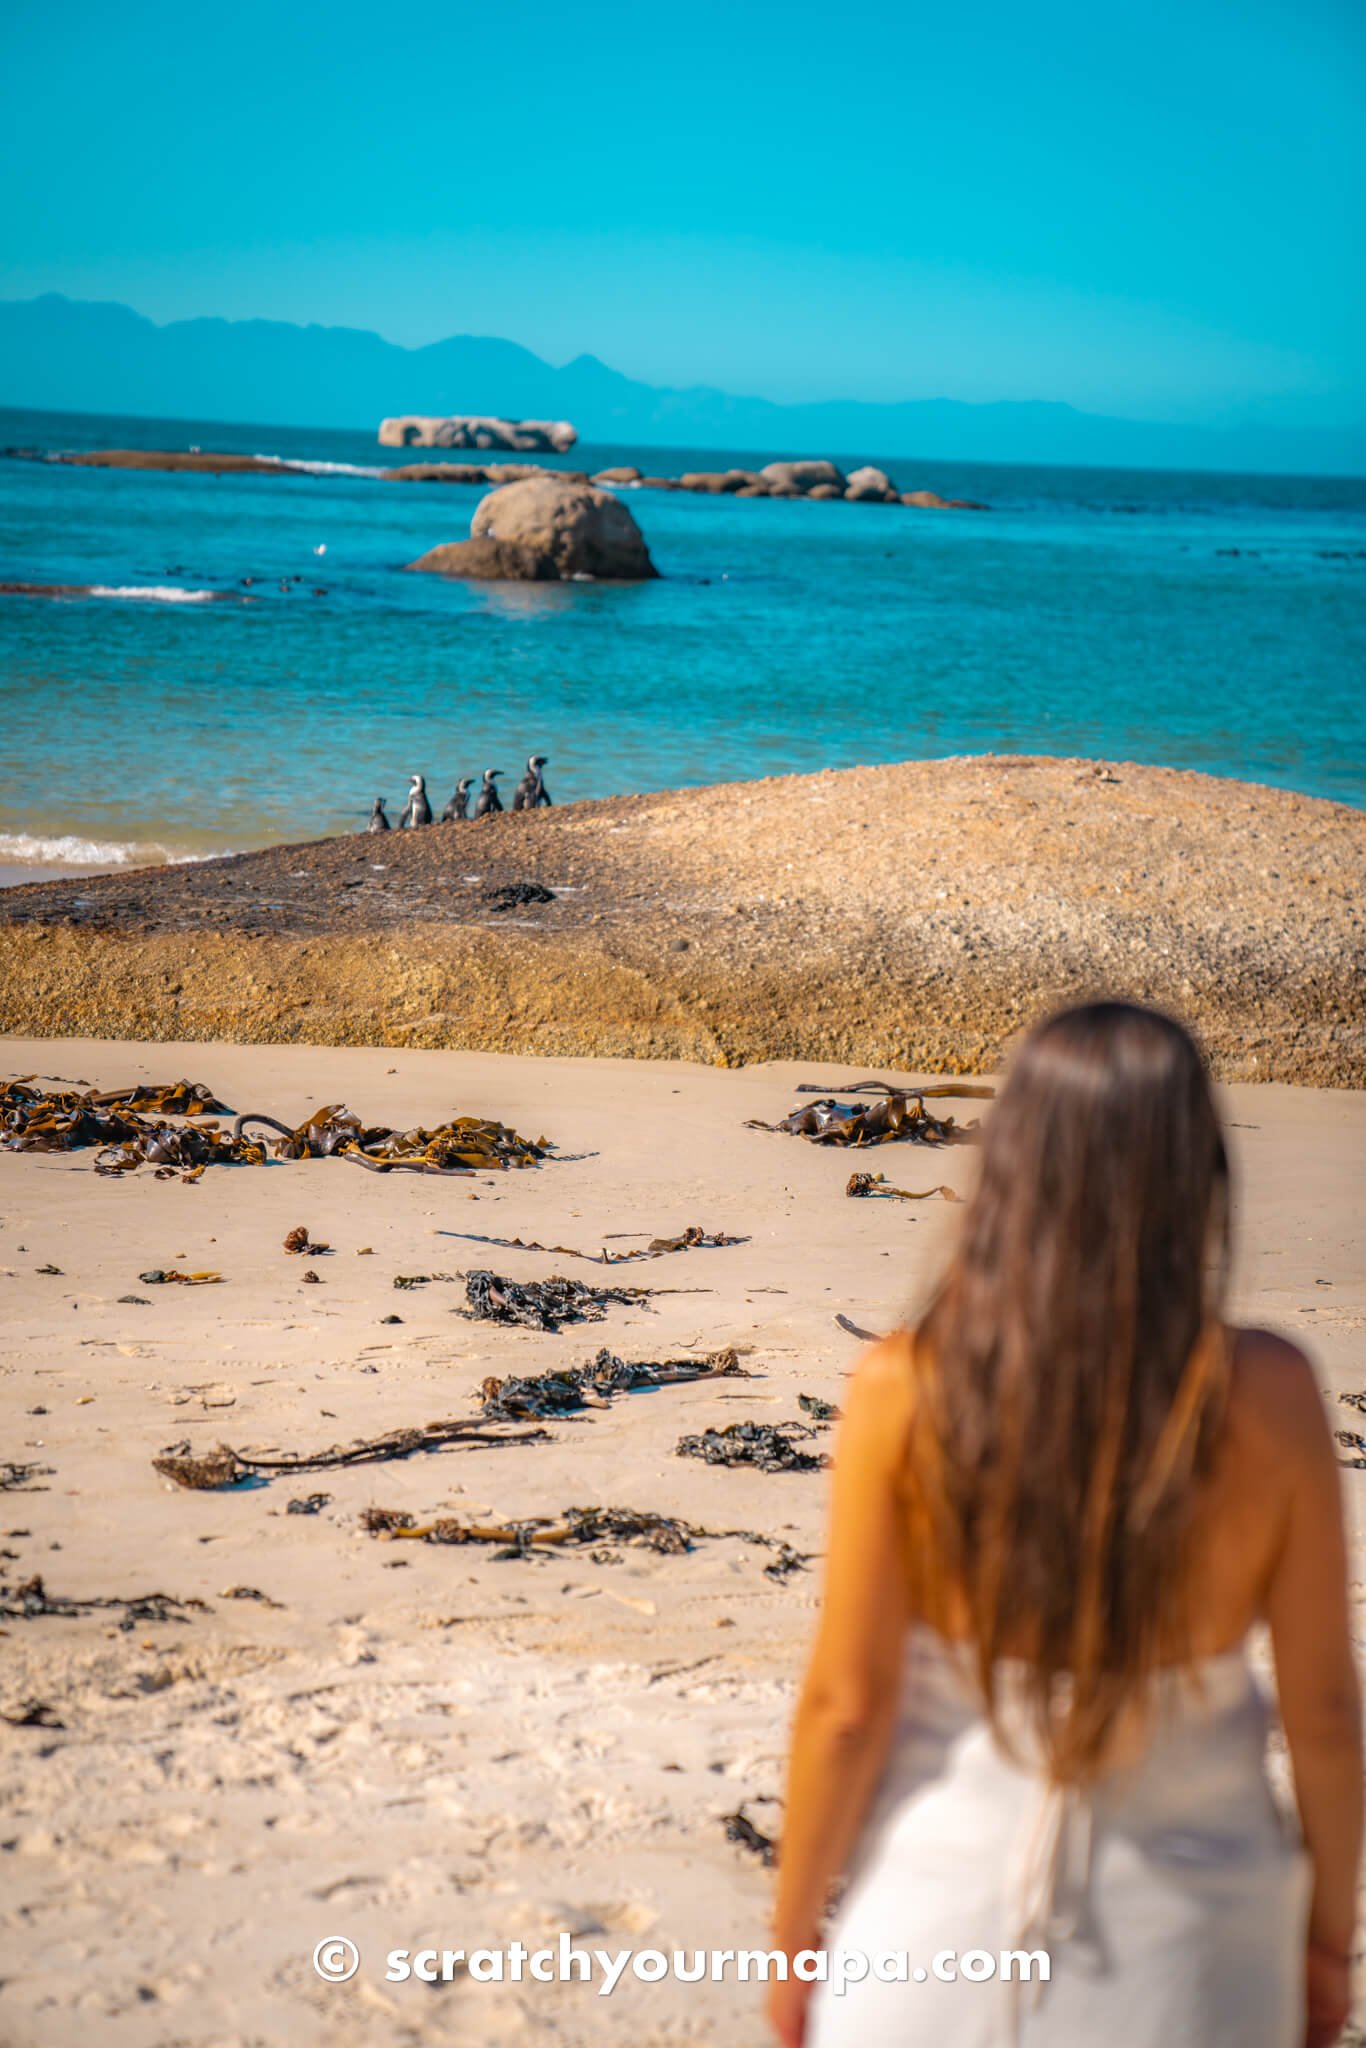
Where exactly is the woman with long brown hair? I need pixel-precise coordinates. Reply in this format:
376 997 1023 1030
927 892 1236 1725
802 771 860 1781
770 1002 1360 2047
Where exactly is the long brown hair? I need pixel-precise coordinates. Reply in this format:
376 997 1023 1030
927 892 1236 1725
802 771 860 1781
911 1001 1231 1781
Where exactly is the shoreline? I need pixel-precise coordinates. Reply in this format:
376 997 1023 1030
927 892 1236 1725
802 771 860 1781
1 755 1362 1085
0 1035 1361 2044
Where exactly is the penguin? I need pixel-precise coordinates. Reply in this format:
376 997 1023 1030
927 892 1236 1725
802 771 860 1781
441 776 473 823
511 754 552 810
401 774 432 828
473 768 504 818
368 797 390 833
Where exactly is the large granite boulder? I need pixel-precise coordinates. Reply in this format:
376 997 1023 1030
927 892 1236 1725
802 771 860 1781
379 415 578 453
758 458 846 494
845 465 899 502
408 475 657 582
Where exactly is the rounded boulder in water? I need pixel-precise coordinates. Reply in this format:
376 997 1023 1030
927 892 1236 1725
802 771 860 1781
408 476 657 582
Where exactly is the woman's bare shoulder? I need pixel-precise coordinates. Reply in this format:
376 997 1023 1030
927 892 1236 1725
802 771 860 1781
1226 1324 1332 1457
840 1330 918 1440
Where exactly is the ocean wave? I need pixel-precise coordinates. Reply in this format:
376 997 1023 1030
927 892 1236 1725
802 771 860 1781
253 454 385 479
1 581 232 604
0 832 214 869
86 584 221 603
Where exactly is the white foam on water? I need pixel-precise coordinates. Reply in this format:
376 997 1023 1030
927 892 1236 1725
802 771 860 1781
0 832 219 869
254 454 385 479
85 585 221 603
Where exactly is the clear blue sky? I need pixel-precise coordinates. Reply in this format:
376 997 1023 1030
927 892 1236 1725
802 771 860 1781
1 0 1361 425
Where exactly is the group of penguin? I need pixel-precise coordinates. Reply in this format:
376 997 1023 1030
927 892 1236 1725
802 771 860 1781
368 753 551 832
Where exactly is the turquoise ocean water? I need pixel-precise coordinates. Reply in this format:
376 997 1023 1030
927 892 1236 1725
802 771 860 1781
0 405 1362 869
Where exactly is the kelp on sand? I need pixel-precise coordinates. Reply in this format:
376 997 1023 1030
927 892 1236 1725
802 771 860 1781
0 1076 549 1178
479 1346 749 1421
846 1170 961 1201
462 1269 669 1331
676 1420 829 1473
0 1575 209 1628
360 1504 811 1578
153 1416 548 1489
450 1224 745 1264
747 1080 992 1148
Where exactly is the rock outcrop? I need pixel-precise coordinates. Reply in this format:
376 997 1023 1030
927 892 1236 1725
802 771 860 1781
408 475 657 582
378 415 578 453
901 489 988 511
845 465 899 502
758 459 846 493
591 466 643 485
678 469 764 494
2 760 1358 1085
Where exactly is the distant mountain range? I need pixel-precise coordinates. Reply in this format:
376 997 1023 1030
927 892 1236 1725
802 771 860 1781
1 293 1361 475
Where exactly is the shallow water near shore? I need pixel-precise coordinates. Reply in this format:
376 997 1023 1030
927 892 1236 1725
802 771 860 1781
1 404 1363 869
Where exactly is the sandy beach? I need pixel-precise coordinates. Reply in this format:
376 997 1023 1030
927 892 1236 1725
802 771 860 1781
1 1034 1362 2047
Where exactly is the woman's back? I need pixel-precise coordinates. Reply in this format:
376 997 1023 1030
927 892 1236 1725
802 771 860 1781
898 1323 1318 1670
769 1005 1360 2048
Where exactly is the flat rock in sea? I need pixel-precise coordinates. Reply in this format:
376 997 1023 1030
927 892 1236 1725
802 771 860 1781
377 414 578 453
901 488 988 510
0 757 1360 1086
408 475 657 583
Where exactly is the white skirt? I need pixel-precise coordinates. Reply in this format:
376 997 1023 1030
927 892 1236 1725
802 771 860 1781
807 1627 1309 2048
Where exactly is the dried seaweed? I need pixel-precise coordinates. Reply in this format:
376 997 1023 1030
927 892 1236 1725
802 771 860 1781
236 1107 546 1173
1336 1430 1366 1470
153 1416 548 1491
153 1445 245 1489
846 1170 960 1201
722 1806 779 1866
360 1502 807 1578
453 1224 745 1265
0 1075 230 1149
1 1461 53 1491
91 1081 232 1115
361 1503 697 1556
286 1492 332 1515
479 1346 747 1421
139 1268 222 1285
747 1084 984 1149
284 1226 331 1255
795 1080 995 1102
797 1393 842 1423
0 1574 209 1628
757 1542 810 1581
463 1269 654 1331
835 1313 885 1342
676 1421 828 1473
1 1076 548 1179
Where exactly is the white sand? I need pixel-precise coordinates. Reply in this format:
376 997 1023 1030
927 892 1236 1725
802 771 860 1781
0 1038 1362 2047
